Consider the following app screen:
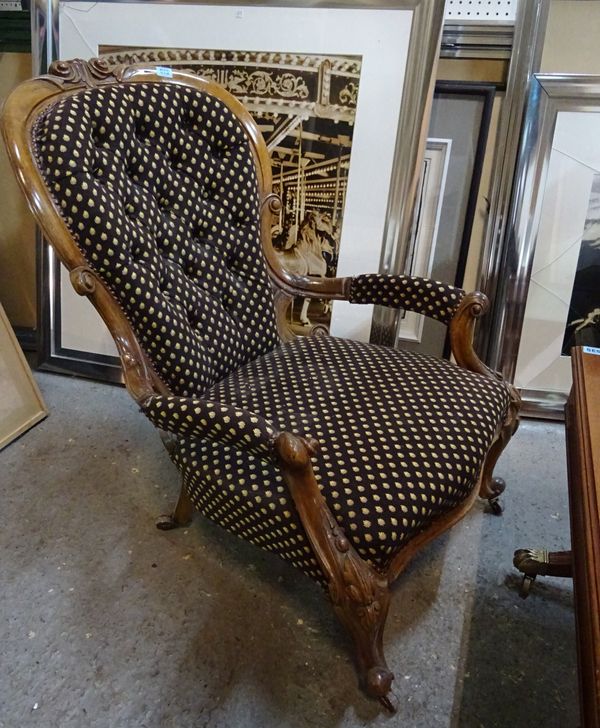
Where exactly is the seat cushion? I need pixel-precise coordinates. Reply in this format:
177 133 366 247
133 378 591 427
171 335 511 582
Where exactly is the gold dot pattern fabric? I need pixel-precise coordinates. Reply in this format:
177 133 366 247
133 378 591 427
349 274 465 325
31 78 511 588
33 82 280 396
169 334 510 582
141 395 278 457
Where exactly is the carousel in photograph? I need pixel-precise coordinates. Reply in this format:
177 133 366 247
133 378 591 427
101 47 363 332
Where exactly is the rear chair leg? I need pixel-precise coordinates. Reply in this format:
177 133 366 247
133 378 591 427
479 384 521 515
156 481 193 530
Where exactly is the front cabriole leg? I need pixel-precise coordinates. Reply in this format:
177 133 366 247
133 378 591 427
273 432 395 711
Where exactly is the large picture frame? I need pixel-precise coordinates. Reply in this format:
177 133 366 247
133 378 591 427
491 74 600 418
390 80 496 356
396 136 450 343
31 0 444 382
0 302 47 451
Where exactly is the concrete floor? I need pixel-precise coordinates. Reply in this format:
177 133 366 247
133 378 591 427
0 373 578 727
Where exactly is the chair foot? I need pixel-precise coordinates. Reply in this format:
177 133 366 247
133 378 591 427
513 548 573 598
329 561 396 708
156 484 193 530
156 513 188 530
376 684 398 713
485 477 505 515
365 668 396 712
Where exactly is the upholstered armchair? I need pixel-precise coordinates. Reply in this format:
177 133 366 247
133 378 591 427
2 58 520 711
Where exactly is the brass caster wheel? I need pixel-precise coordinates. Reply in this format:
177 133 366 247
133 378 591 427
519 574 535 599
155 513 179 530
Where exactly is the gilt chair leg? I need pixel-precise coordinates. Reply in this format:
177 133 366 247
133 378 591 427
274 433 396 711
156 481 194 530
478 384 521 515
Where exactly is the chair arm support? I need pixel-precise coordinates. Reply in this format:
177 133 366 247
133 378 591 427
139 394 280 457
447 291 495 377
347 274 465 325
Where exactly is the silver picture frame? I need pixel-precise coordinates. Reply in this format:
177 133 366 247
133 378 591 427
489 73 600 418
476 0 551 364
30 0 445 381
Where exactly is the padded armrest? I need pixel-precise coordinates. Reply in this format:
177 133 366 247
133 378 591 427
347 274 465 325
140 394 279 457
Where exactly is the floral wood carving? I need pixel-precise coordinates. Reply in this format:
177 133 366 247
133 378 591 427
45 58 119 89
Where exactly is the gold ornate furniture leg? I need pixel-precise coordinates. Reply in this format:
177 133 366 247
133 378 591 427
156 482 194 531
273 433 395 712
513 549 573 598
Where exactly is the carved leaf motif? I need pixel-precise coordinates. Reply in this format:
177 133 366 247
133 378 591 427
47 59 116 89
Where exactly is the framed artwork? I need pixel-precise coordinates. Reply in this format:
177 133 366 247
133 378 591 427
389 81 496 357
31 0 445 382
0 302 47 451
98 47 361 336
493 74 600 417
396 137 451 343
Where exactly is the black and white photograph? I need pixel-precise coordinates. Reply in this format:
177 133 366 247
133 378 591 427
101 47 362 332
562 172 600 354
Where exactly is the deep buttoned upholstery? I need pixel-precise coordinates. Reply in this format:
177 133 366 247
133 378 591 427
32 76 511 586
34 82 280 398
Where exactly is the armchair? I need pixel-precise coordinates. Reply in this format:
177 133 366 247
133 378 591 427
1 58 520 711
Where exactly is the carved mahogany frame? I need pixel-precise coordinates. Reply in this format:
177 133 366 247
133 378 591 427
1 59 521 711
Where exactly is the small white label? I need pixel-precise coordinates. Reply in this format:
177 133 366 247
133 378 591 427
156 66 173 78
583 346 600 356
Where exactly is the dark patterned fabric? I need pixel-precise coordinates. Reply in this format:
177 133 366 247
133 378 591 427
33 82 280 397
349 274 466 325
167 335 510 581
30 76 511 589
141 395 278 457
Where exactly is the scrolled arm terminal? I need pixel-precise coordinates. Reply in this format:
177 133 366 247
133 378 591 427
140 394 280 458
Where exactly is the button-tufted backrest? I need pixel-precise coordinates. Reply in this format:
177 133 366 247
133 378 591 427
33 81 281 397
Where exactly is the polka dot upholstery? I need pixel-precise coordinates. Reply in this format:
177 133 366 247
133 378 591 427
33 82 280 396
166 335 510 582
141 395 278 457
29 76 511 589
349 274 465 325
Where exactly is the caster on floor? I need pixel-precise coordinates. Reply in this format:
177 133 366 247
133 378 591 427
378 694 398 713
487 497 503 515
519 574 535 599
155 513 179 530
